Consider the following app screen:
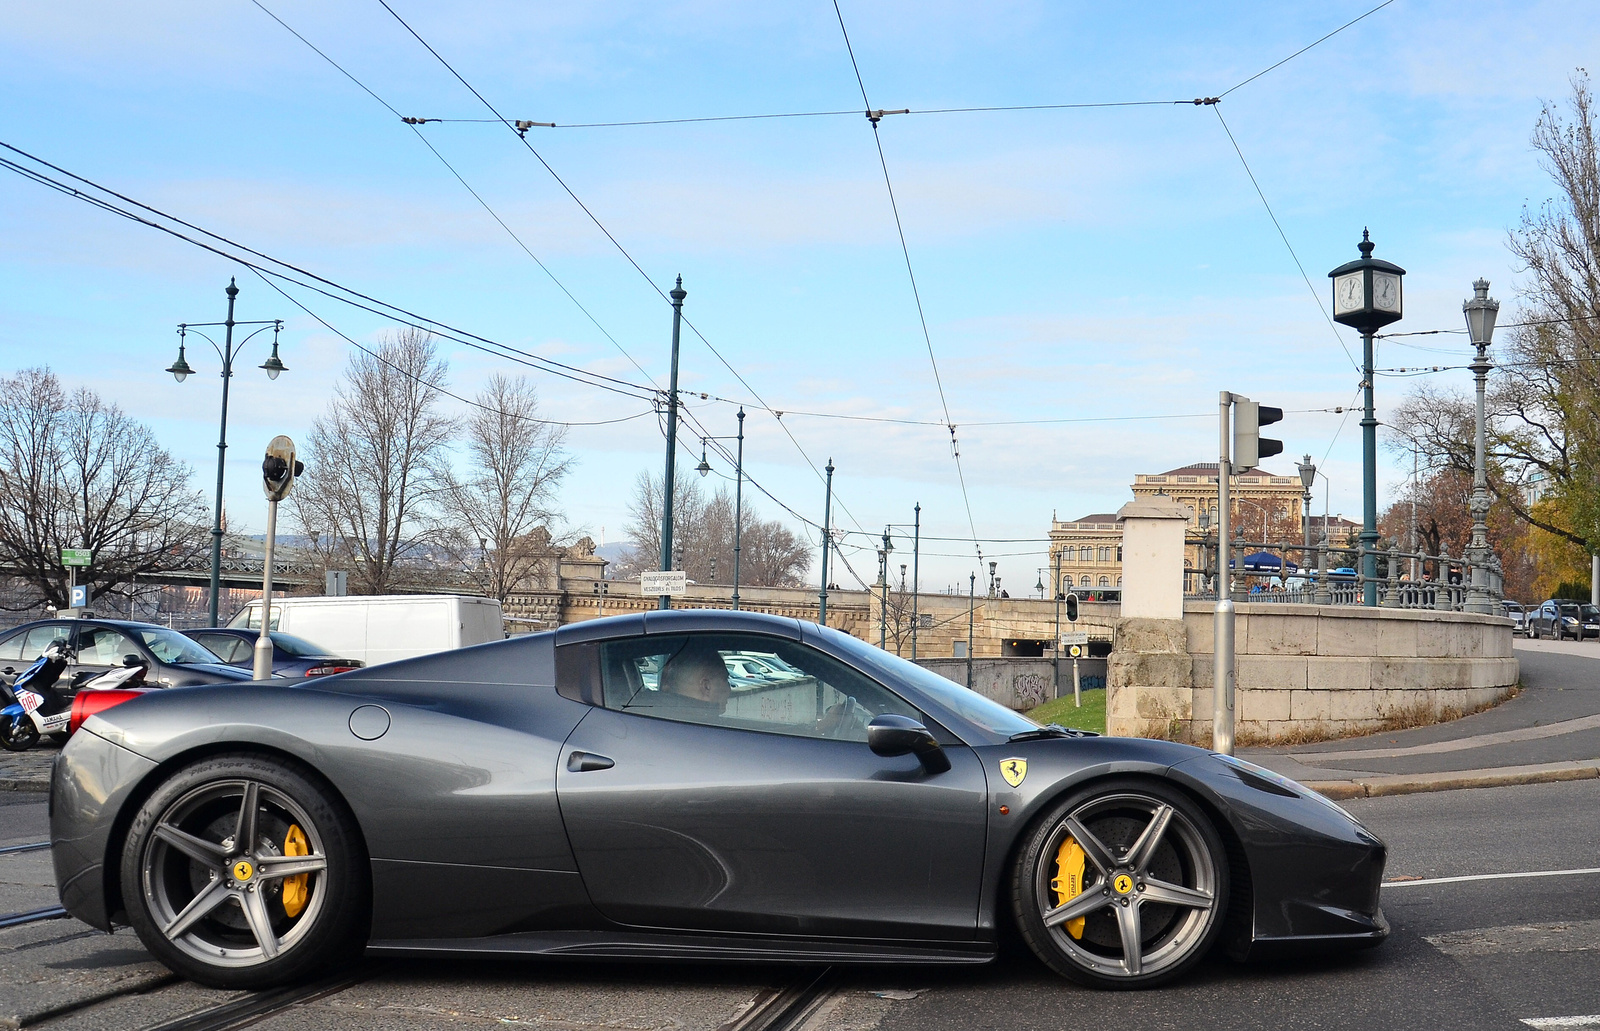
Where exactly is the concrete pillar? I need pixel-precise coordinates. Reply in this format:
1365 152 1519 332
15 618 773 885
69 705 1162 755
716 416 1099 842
1117 497 1191 619
1108 498 1195 740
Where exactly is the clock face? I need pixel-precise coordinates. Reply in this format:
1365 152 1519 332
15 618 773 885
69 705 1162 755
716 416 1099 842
1373 272 1401 313
1334 273 1365 314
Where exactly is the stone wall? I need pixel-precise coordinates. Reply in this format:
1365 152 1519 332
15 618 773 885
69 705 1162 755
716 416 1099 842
1108 602 1518 743
918 657 1108 710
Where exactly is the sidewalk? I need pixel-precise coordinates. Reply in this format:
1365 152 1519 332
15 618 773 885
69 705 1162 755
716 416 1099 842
1243 637 1600 798
0 747 53 792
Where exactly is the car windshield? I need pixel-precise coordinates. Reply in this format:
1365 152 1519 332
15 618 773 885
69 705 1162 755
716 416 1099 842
137 627 224 665
1584 605 1600 620
816 625 1041 741
268 632 334 657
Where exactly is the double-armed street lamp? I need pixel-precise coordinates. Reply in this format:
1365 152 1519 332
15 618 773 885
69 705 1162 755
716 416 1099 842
1329 230 1405 606
1463 279 1500 614
165 278 287 626
695 407 746 609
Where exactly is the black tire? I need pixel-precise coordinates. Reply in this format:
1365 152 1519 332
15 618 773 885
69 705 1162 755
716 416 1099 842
1011 778 1229 989
0 714 38 751
120 753 368 989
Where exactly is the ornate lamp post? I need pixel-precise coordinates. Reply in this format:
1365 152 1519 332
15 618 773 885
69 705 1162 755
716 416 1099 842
1329 230 1405 605
167 278 286 627
1463 279 1500 614
695 407 746 609
1296 454 1317 561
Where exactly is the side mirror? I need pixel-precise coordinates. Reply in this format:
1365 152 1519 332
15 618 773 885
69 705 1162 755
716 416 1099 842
867 713 951 775
122 654 148 668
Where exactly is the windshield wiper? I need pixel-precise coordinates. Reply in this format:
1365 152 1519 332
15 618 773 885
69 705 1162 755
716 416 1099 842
1008 723 1096 741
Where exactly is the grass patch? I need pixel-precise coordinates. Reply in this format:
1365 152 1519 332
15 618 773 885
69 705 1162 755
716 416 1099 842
1026 689 1108 735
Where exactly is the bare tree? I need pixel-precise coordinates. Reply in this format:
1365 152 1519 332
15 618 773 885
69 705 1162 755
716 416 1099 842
1392 73 1600 551
292 330 457 594
615 473 812 587
441 375 572 601
0 368 206 608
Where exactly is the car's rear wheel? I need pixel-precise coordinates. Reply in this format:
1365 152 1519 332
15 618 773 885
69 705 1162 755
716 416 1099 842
1011 779 1228 989
120 754 368 989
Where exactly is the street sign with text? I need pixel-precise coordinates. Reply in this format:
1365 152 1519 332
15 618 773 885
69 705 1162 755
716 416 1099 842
61 549 93 568
1059 631 1089 647
641 571 688 596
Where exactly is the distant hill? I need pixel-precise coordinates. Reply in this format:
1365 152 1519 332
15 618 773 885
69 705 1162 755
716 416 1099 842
595 542 634 569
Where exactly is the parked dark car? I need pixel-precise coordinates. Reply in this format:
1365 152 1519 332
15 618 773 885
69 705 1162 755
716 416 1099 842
181 628 364 678
1529 600 1595 640
53 609 1386 993
0 619 253 689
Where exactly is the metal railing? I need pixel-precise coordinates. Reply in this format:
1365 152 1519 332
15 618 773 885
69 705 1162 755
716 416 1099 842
1184 537 1504 613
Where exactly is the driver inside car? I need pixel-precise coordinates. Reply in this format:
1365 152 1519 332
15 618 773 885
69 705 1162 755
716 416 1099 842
657 644 733 715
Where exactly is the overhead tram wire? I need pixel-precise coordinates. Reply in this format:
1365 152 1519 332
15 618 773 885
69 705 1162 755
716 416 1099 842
248 0 658 389
830 0 985 565
373 0 879 542
0 144 659 408
248 267 655 429
1217 0 1401 99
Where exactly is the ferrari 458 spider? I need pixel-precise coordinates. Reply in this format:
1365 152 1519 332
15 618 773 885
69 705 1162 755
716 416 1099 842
51 610 1386 990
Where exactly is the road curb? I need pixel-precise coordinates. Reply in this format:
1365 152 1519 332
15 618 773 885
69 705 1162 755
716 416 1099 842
0 778 49 793
1305 760 1600 800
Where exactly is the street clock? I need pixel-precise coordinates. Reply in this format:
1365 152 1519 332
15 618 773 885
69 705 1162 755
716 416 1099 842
1328 229 1405 334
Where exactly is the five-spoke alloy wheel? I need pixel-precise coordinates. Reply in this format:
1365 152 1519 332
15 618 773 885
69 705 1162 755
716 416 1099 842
120 754 368 989
1012 779 1229 988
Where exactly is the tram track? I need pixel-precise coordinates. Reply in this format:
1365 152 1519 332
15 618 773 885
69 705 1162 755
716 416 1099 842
723 967 838 1031
0 839 51 855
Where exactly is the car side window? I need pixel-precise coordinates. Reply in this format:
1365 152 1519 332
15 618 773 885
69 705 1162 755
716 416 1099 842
76 627 136 667
19 627 69 662
196 635 245 663
0 630 23 662
596 633 921 742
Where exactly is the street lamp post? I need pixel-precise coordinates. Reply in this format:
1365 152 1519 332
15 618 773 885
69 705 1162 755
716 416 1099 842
1464 278 1500 614
1329 230 1405 606
878 528 894 649
657 276 687 611
966 571 976 688
1052 547 1063 698
695 406 746 609
818 459 834 624
1297 454 1317 564
166 278 286 627
988 560 998 598
910 503 920 659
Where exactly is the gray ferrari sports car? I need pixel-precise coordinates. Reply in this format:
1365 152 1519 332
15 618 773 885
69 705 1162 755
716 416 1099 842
50 610 1386 990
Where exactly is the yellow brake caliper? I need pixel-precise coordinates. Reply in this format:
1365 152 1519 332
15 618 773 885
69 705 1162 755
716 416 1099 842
282 824 310 918
1051 837 1087 939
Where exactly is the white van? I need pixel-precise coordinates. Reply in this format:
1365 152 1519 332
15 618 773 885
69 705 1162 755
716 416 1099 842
226 595 504 667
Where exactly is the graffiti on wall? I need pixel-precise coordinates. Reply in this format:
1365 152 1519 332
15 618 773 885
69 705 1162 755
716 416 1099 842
1013 671 1050 709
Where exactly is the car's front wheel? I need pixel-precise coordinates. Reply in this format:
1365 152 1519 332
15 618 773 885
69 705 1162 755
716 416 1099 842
1011 779 1228 989
120 753 368 989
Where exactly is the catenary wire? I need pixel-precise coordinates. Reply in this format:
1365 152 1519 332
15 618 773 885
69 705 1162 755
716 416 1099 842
831 0 985 565
373 0 878 541
0 147 659 407
1212 107 1360 373
1219 0 1400 98
249 0 658 387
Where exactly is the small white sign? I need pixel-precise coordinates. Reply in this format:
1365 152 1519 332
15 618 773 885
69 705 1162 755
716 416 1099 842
641 571 688 596
1059 631 1089 647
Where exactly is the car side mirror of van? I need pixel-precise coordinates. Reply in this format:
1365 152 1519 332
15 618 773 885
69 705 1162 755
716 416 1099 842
122 654 148 668
867 713 951 775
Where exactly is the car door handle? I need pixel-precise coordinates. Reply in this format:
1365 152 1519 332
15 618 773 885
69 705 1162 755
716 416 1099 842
567 751 615 773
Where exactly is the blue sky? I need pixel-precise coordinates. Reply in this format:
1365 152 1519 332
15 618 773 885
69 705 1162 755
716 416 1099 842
2 0 1595 592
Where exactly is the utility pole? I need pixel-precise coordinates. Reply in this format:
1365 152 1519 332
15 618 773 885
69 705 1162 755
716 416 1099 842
657 276 686 611
910 503 920 659
1215 391 1236 755
1052 547 1062 700
732 408 745 610
966 572 976 688
879 527 894 649
818 459 834 625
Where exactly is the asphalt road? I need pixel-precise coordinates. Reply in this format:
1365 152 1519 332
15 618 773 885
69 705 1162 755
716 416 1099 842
3 781 1597 1030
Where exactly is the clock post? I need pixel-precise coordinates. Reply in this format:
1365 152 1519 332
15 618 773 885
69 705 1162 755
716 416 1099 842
1328 229 1405 606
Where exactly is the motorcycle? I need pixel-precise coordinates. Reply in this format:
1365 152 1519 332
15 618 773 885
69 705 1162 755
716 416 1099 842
0 641 75 751
0 647 150 751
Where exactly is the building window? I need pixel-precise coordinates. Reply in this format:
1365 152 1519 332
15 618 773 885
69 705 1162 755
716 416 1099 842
1079 546 1092 562
1080 575 1092 586
1117 576 1123 586
1098 576 1110 587
1116 546 1123 562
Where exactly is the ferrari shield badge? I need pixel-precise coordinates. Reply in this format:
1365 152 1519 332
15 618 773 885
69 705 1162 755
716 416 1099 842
999 757 1028 788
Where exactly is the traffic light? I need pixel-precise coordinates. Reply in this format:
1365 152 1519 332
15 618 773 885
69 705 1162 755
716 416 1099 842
1233 397 1284 471
1064 592 1079 622
261 435 304 503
